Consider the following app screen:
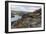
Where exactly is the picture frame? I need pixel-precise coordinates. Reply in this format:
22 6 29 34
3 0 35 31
5 1 45 33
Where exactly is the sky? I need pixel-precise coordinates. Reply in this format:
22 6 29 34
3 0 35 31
11 5 41 12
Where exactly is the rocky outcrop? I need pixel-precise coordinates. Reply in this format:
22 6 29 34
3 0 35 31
11 8 41 28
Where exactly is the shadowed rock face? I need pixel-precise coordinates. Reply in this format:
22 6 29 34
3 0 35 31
11 8 41 28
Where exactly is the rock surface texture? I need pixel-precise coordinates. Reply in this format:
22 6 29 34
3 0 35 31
11 8 41 28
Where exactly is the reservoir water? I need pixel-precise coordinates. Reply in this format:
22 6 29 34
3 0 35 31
11 15 22 22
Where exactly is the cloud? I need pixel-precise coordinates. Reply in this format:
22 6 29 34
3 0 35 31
11 5 41 12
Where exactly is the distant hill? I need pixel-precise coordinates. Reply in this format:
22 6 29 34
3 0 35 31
11 10 28 16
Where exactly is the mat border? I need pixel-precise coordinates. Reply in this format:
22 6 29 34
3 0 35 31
5 1 45 33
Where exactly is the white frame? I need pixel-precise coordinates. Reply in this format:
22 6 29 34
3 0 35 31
8 2 44 32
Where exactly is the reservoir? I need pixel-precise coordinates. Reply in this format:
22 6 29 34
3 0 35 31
11 15 22 22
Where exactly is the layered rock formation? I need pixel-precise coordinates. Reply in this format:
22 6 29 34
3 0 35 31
11 8 41 28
